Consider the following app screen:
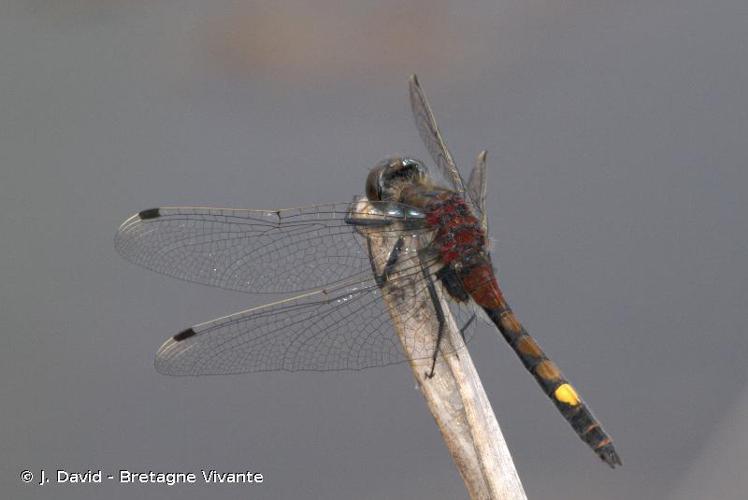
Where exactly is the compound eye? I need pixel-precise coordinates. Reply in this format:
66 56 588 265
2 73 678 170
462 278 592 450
399 159 415 171
402 158 426 176
365 167 383 201
402 158 428 180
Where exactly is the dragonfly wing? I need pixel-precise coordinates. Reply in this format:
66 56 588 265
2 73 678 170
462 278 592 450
115 202 429 294
155 280 398 374
467 150 488 234
409 74 467 193
154 257 473 375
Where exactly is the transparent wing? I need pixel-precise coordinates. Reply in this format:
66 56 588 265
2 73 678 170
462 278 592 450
467 150 488 234
115 202 429 294
155 256 477 375
409 74 467 194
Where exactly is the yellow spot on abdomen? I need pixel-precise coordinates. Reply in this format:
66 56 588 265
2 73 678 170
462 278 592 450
554 383 581 406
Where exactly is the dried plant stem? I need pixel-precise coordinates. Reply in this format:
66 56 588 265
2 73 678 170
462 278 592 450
358 199 527 500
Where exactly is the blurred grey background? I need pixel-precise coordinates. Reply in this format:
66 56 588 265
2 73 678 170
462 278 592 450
2 1 746 499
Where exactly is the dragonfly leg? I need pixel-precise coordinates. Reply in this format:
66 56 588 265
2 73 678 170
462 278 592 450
368 237 405 287
458 312 477 341
435 266 470 302
422 262 446 379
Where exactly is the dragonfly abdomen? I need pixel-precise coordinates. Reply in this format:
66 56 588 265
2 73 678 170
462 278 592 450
484 306 622 468
397 179 621 466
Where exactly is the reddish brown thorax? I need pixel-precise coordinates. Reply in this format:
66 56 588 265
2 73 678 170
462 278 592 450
402 189 506 310
423 191 484 263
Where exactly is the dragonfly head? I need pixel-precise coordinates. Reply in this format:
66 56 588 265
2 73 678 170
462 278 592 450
366 157 429 202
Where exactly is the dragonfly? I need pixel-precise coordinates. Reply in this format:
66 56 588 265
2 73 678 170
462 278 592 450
115 75 621 468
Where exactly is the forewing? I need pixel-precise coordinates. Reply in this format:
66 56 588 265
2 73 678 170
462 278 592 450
115 202 428 294
409 74 466 193
154 257 475 375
